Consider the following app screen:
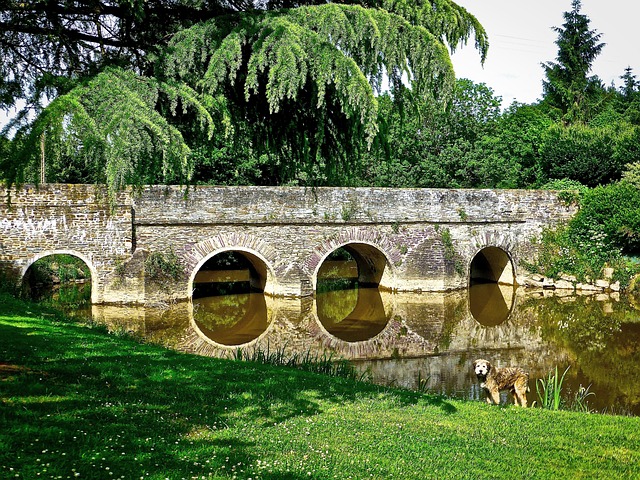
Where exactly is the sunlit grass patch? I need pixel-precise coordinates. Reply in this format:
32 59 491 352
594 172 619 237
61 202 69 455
1 292 640 479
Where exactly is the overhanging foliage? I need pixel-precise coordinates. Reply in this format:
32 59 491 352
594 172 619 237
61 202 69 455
1 0 488 194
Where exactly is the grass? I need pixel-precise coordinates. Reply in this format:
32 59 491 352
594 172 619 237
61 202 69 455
1 293 640 479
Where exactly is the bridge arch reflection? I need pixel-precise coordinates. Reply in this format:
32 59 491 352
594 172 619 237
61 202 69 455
314 244 392 342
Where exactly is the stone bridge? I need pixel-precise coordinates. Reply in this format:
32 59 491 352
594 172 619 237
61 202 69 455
0 184 575 304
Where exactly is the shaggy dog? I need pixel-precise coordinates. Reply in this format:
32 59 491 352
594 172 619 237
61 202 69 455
473 359 529 407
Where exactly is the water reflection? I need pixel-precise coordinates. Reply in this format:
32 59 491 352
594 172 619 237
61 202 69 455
193 292 270 346
31 282 92 320
316 287 390 342
468 283 516 326
35 279 640 416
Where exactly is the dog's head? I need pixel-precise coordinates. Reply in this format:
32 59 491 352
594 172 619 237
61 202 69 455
473 359 492 378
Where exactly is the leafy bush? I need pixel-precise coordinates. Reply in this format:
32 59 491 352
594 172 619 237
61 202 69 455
622 161 640 188
145 249 183 281
539 123 630 187
541 178 589 205
573 182 640 255
527 182 640 286
27 254 91 285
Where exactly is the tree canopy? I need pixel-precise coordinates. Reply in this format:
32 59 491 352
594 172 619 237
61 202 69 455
1 0 489 194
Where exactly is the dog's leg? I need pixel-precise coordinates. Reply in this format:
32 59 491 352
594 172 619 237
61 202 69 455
489 389 500 405
515 379 528 407
517 389 528 407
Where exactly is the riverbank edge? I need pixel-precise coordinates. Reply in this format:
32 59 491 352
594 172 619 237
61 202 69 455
517 271 636 293
1 293 640 479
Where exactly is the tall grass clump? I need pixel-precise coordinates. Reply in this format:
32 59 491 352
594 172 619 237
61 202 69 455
536 366 570 411
536 366 597 413
233 345 369 382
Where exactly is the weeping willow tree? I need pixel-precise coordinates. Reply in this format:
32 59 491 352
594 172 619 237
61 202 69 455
0 0 488 194
3 68 228 199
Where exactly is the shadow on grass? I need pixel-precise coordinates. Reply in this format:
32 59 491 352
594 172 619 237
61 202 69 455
0 297 456 478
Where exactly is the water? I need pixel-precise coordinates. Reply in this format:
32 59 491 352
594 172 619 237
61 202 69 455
35 276 640 416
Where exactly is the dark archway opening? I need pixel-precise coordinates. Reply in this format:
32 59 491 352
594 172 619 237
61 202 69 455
469 247 515 326
316 244 388 293
193 251 268 299
469 247 514 286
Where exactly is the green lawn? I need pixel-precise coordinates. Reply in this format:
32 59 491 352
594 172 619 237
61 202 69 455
1 293 639 479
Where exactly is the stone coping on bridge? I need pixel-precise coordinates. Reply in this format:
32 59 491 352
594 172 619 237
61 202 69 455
132 185 574 226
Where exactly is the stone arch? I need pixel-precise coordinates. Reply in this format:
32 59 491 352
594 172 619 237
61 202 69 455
469 246 515 286
467 242 517 326
465 230 519 286
306 229 399 291
184 234 279 296
21 249 99 303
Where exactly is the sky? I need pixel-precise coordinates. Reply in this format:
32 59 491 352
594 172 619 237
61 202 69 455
450 0 640 107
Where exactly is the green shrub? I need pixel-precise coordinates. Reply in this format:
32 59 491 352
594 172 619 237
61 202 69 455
573 182 640 255
622 162 640 188
145 249 183 281
540 178 588 205
26 254 91 285
527 182 640 286
539 123 629 187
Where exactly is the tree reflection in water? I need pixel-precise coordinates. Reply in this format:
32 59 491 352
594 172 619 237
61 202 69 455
316 287 390 342
193 292 269 346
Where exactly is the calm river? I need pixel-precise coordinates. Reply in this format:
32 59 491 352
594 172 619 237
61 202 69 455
44 273 640 416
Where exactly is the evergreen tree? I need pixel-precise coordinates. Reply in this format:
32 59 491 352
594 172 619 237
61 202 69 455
620 66 639 101
1 0 488 195
541 0 605 123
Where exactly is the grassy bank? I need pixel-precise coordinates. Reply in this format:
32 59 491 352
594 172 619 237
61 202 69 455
1 294 640 479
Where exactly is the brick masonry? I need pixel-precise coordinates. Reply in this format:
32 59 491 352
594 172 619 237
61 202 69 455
0 184 576 304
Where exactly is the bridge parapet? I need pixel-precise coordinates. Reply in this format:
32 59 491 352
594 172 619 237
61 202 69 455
133 185 571 226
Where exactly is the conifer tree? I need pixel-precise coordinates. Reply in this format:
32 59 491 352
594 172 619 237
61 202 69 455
620 67 639 102
542 0 605 123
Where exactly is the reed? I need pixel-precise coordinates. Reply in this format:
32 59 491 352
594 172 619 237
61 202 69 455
536 365 570 410
571 384 595 413
233 344 369 382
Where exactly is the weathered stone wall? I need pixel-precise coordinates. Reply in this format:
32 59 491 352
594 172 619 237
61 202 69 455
1 184 576 304
0 184 133 303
